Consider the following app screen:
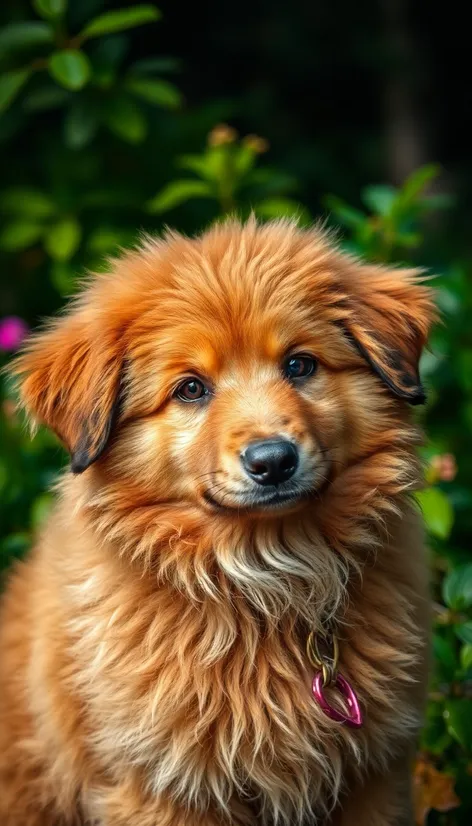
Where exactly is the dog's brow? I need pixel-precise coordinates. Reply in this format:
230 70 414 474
263 331 284 359
178 343 219 376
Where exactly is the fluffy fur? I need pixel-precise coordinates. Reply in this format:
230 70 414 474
0 218 436 825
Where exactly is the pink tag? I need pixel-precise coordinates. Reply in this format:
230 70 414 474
312 671 363 728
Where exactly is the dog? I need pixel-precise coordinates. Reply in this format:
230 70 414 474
0 218 435 825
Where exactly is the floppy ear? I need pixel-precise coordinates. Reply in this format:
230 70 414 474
13 312 123 473
341 261 436 405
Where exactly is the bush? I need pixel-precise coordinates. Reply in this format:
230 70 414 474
1 3 471 824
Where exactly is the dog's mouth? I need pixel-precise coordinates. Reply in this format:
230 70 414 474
200 454 332 515
201 485 313 514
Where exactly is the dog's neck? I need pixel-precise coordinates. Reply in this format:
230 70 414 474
65 445 417 631
152 512 355 630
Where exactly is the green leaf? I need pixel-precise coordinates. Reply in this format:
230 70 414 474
432 634 457 682
0 220 43 251
324 195 365 229
400 164 440 204
232 145 257 178
202 145 231 183
444 698 472 750
50 261 76 296
104 96 147 143
362 184 397 216
44 217 81 261
87 227 129 254
0 22 54 57
81 5 160 40
31 493 53 529
49 50 91 91
443 564 472 611
455 622 472 646
0 69 31 114
436 286 461 317
396 231 422 249
460 644 472 672
33 0 66 19
64 99 98 149
420 702 452 755
147 180 213 213
415 487 454 540
178 154 214 179
0 187 56 218
125 77 182 109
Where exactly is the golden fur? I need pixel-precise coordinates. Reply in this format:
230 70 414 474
0 219 435 825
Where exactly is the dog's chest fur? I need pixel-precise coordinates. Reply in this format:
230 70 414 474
65 518 426 825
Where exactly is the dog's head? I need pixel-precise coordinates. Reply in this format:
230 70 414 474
14 219 435 518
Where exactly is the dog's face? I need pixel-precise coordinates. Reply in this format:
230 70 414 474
120 300 343 516
15 220 435 520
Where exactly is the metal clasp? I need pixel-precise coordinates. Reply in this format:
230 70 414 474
306 628 339 687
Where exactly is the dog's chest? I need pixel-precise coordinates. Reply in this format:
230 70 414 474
77 547 425 825
92 609 420 821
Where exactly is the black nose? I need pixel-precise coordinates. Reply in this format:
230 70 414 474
241 439 299 486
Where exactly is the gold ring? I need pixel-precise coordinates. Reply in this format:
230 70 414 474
306 629 340 677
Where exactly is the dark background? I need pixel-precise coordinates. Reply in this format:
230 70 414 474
157 0 471 227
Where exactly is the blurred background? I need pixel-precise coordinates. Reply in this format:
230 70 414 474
0 2 471 823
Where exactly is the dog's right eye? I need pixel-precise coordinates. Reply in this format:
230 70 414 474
175 378 209 403
284 354 317 381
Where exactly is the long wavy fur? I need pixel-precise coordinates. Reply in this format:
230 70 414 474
0 218 436 826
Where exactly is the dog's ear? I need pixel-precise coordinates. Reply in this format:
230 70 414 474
12 310 123 473
341 260 436 405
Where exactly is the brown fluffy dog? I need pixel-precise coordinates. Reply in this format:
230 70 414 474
0 219 435 826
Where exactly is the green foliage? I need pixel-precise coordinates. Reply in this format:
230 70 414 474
330 176 472 821
0 68 31 112
44 216 81 260
324 164 450 261
416 487 454 541
33 0 67 20
48 49 91 90
147 126 305 219
0 3 471 824
443 565 472 612
0 22 54 56
125 76 182 109
80 6 161 40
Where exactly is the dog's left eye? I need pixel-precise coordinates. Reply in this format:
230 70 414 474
175 378 209 402
284 354 317 380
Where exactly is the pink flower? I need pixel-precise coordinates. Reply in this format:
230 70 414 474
0 316 28 351
430 453 458 483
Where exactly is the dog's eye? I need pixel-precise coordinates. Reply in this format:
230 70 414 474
284 354 317 380
175 378 209 402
